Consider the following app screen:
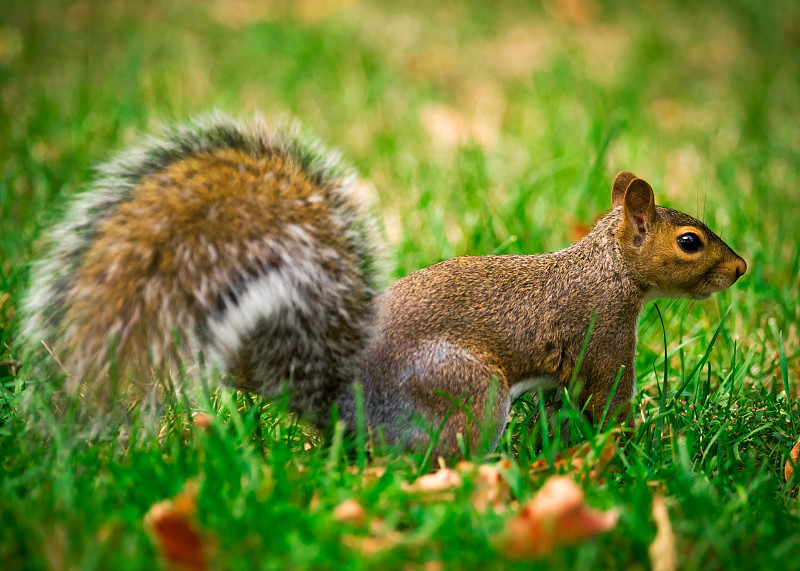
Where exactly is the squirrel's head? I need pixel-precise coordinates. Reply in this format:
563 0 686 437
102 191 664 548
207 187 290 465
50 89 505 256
611 171 747 300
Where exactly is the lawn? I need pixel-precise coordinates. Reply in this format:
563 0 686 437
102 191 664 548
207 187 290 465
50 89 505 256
1 0 799 569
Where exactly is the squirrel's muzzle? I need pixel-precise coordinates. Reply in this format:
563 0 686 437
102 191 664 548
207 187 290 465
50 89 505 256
732 256 747 283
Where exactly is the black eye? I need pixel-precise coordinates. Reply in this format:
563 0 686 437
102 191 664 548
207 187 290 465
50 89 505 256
677 232 703 253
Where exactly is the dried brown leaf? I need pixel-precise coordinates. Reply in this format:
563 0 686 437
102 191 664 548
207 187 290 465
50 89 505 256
346 465 388 486
43 524 67 571
786 435 800 482
333 499 367 526
529 437 616 481
342 533 404 556
403 562 444 571
407 467 462 493
191 413 212 432
648 495 676 571
504 476 618 559
343 520 405 557
144 482 211 571
544 0 599 24
456 461 512 514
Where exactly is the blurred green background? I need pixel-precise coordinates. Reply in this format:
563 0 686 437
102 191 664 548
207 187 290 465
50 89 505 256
1 1 799 568
2 0 798 381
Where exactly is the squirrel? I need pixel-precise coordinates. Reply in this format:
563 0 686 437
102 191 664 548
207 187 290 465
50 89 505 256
19 114 747 453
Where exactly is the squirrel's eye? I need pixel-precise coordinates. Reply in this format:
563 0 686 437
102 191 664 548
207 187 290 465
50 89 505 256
677 232 703 253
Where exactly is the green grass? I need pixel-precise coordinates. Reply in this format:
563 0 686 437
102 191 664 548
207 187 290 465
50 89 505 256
2 0 800 568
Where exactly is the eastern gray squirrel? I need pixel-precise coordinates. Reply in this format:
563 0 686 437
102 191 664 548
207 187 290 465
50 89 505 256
20 115 747 452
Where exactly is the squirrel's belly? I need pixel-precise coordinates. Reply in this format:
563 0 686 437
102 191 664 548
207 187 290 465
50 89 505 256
508 376 559 401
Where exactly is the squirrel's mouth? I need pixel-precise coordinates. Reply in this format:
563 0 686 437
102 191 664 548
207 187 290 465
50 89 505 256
691 273 740 299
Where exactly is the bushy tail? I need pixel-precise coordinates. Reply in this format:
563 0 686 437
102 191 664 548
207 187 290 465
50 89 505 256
19 113 387 422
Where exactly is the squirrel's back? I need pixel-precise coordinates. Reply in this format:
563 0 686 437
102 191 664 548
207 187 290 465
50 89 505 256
21 115 384 420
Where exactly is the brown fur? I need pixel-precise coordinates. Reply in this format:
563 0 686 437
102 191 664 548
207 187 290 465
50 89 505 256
64 147 373 410
21 116 746 455
21 117 383 421
358 172 746 452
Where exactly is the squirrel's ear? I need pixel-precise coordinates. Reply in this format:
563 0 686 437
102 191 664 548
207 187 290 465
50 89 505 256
611 171 637 208
622 178 656 242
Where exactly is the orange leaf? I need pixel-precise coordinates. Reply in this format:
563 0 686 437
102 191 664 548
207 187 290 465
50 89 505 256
457 461 512 514
346 465 388 486
406 467 462 493
333 499 367 526
191 413 212 432
786 435 800 482
144 482 211 571
342 517 405 556
504 476 618 558
529 436 616 481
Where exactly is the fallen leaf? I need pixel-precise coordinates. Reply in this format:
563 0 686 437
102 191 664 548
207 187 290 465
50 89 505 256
648 495 676 571
786 435 800 482
476 463 512 513
346 465 388 486
529 436 616 481
191 413 212 432
43 524 67 571
404 562 444 571
144 481 211 571
333 499 367 526
455 461 476 472
456 461 512 513
504 476 618 558
406 467 462 493
343 518 405 557
342 531 404 556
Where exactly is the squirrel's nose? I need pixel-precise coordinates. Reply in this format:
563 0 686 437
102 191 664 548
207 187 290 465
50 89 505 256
733 257 747 283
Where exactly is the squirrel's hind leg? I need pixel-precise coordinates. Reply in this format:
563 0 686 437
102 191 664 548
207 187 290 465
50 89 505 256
368 339 511 457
